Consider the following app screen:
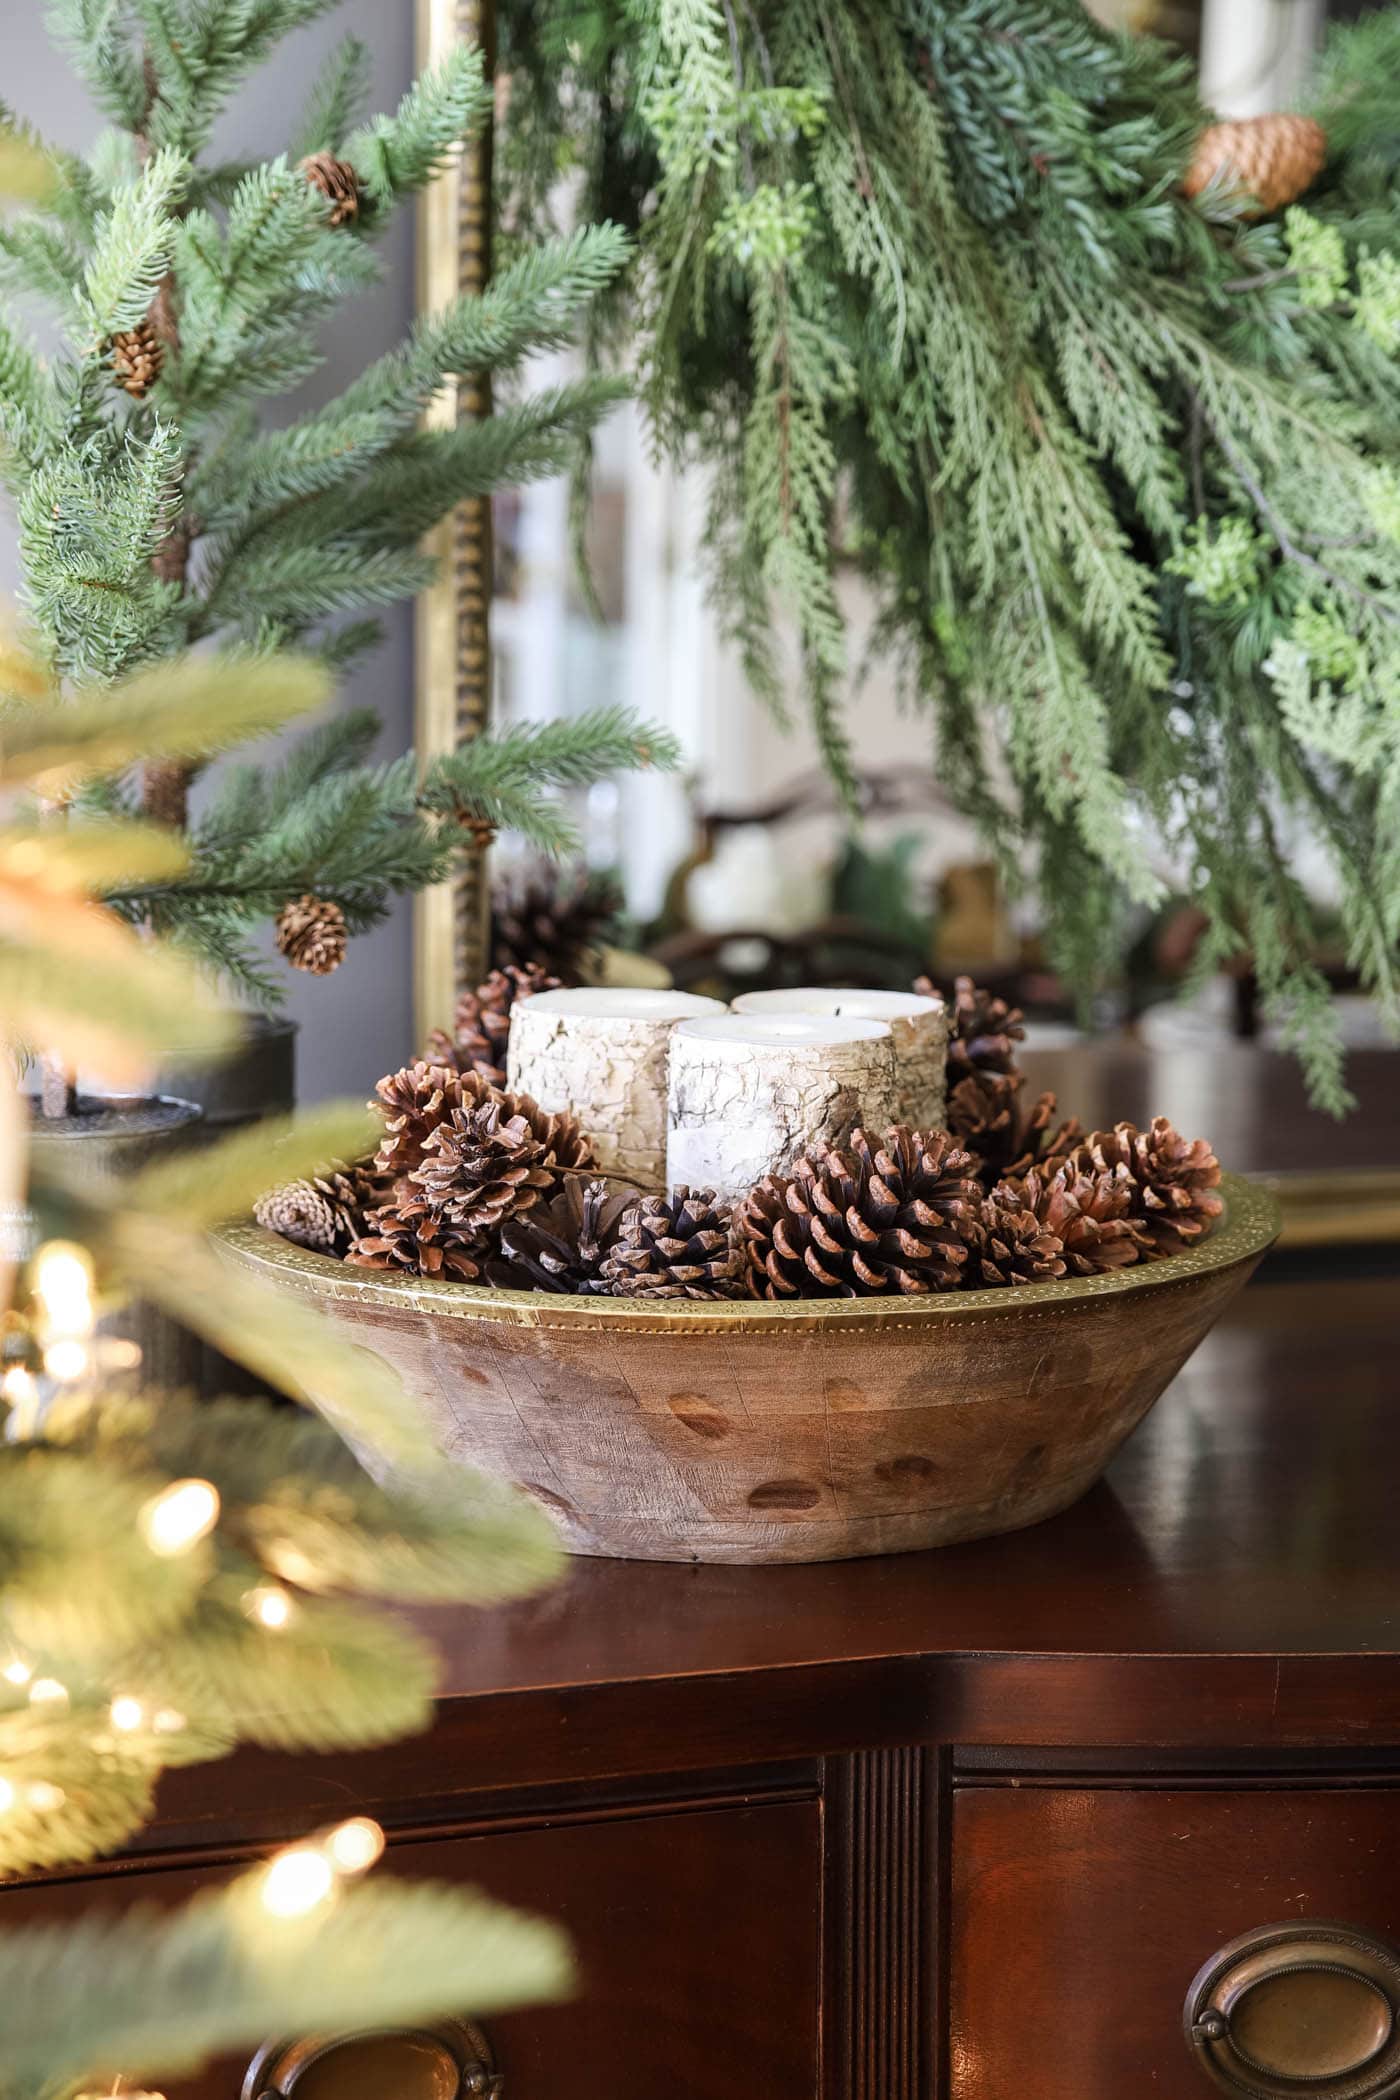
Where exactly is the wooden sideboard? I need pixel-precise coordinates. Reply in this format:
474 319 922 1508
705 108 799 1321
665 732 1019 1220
7 1256 1400 2100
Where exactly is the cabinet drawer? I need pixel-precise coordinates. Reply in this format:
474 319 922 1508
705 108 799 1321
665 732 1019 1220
4 1796 822 2100
952 1784 1400 2100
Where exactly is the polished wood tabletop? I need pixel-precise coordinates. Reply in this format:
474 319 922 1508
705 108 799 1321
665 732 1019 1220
134 1257 1400 1857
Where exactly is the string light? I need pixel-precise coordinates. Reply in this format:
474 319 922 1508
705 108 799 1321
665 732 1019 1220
152 1708 186 1735
25 1781 65 1812
325 1818 385 1875
2 1365 41 1439
42 1338 90 1383
243 1583 295 1630
28 1677 68 1708
2 1657 32 1687
109 1697 144 1733
140 1478 220 1557
260 1845 335 1919
32 1242 94 1339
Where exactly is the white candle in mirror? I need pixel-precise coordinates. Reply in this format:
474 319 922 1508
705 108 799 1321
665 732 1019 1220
730 987 948 1131
508 987 727 1190
667 1013 897 1206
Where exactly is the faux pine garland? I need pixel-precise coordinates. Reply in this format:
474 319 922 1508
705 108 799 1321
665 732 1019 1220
499 0 1400 1110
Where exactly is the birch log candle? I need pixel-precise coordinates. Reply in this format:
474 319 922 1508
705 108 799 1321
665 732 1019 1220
508 987 726 1190
731 987 949 1130
667 1014 897 1205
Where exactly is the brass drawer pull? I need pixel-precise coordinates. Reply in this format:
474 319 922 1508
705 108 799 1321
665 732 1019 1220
1185 1923 1400 2098
244 2018 500 2099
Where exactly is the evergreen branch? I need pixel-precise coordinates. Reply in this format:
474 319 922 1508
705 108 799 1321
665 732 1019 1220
344 44 491 214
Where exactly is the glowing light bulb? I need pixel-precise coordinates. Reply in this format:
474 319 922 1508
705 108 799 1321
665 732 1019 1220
2 1657 33 1687
109 1696 144 1733
243 1583 295 1630
260 1845 335 1919
141 1478 220 1557
42 1338 90 1383
33 1242 94 1339
2 1366 41 1438
0 1778 14 1812
152 1708 186 1735
28 1678 67 1708
325 1817 384 1876
25 1781 64 1812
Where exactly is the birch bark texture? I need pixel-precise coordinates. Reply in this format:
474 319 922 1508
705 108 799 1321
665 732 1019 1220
508 987 726 1190
730 988 948 1131
667 1015 898 1206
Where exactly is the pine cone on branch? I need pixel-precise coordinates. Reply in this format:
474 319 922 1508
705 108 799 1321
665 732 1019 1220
254 1162 387 1258
1015 1162 1151 1276
948 1069 1081 1187
493 863 622 984
425 963 562 1087
1064 1119 1223 1258
299 150 362 227
601 1188 746 1301
275 893 348 976
738 1126 981 1299
486 1177 633 1294
971 1191 1067 1288
919 974 1026 1083
1182 114 1326 218
110 319 163 398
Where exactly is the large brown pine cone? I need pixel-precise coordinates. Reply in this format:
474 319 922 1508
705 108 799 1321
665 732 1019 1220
372 1061 462 1178
1009 1164 1150 1276
275 893 348 976
971 1192 1067 1287
1063 1119 1222 1258
408 1074 596 1241
487 1177 633 1294
601 1187 746 1301
254 1161 387 1258
299 151 362 227
492 864 622 984
738 1126 982 1299
110 319 164 398
948 1069 1081 1187
425 963 562 1087
922 973 1027 1083
347 1198 483 1284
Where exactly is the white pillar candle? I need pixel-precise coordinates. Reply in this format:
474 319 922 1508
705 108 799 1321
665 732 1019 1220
731 987 948 1132
667 1014 897 1206
508 987 726 1190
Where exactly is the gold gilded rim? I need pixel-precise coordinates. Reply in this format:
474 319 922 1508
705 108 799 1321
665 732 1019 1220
219 1171 1279 1333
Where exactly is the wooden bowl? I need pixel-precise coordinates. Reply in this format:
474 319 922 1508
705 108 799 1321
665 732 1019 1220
222 1173 1279 1566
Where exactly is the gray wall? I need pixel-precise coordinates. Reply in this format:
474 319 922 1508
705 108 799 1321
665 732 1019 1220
3 3 420 1102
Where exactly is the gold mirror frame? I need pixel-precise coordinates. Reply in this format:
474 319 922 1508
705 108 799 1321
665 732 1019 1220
414 0 497 1041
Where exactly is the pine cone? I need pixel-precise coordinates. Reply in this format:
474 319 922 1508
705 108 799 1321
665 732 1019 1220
948 1070 1081 1186
254 1161 387 1258
1012 1164 1150 1276
738 1126 982 1299
410 1076 595 1240
275 893 348 976
425 963 562 1087
347 1199 482 1284
492 863 622 984
1064 1119 1223 1258
971 1191 1067 1288
372 1060 462 1178
486 1177 632 1294
110 320 163 398
919 974 1026 1083
1182 114 1326 218
299 151 362 227
601 1187 747 1301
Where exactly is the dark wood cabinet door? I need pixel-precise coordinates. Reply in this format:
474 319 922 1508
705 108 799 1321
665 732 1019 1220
951 1783 1400 2100
4 1797 822 2100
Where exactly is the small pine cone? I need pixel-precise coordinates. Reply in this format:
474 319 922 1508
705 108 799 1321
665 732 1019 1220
425 963 562 1088
407 1071 595 1239
110 319 163 398
493 863 623 984
1181 114 1326 218
487 1176 632 1294
971 1192 1067 1288
347 1199 482 1284
254 1160 387 1258
299 150 362 228
738 1126 982 1299
1065 1119 1223 1258
1013 1164 1150 1277
920 974 1026 1084
275 893 348 976
948 1069 1081 1187
372 1060 462 1178
601 1187 747 1301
